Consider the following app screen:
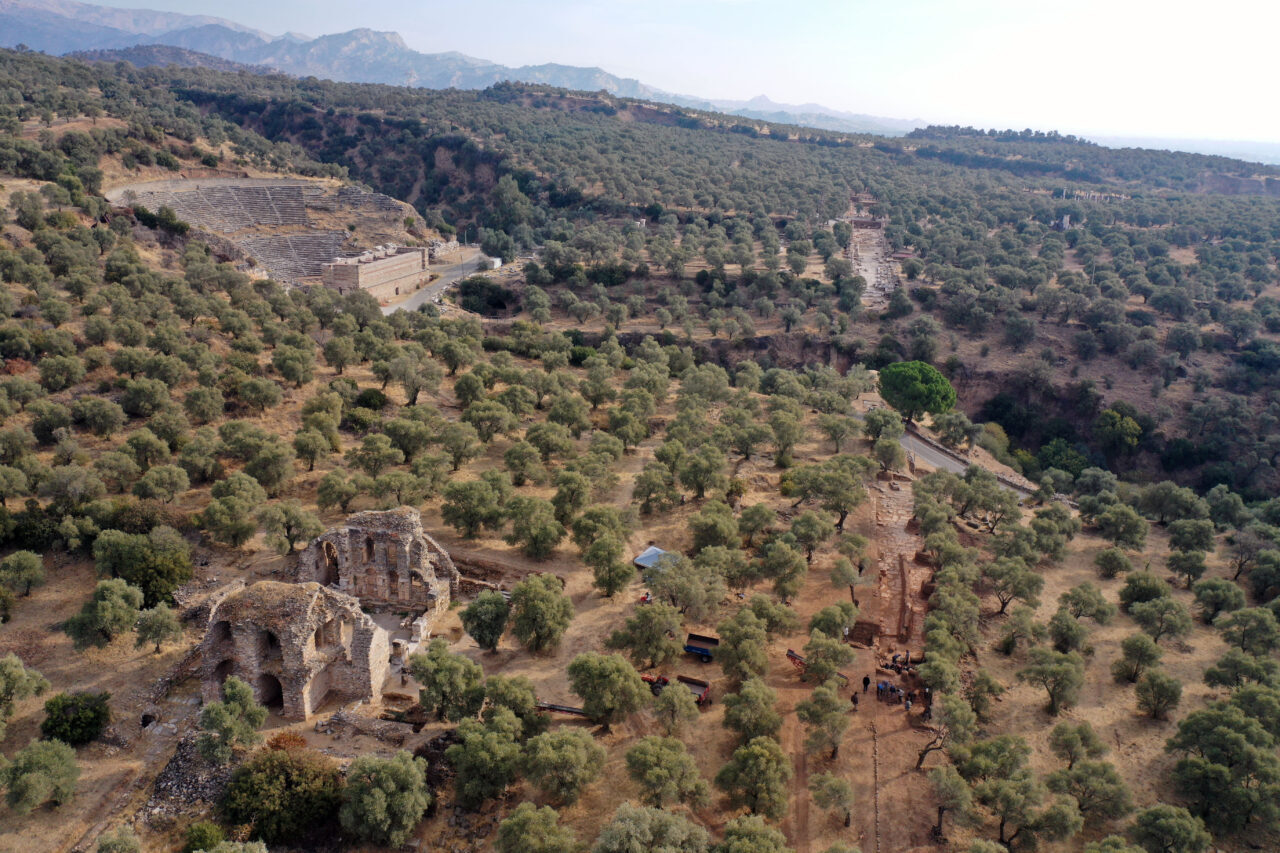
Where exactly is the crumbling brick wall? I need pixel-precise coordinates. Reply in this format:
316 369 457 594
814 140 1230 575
297 507 458 628
200 582 389 721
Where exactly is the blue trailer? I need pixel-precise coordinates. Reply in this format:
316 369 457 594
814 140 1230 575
684 632 719 663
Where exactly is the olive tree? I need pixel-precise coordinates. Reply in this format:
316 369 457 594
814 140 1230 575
339 752 431 847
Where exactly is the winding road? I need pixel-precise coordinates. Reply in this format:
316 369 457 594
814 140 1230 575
899 431 972 476
855 402 1036 495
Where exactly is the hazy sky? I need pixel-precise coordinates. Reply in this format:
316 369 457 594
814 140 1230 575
99 0 1279 141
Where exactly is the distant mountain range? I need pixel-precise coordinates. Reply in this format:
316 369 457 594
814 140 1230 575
672 94 921 136
0 0 925 137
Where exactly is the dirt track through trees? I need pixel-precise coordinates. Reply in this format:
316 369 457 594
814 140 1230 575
871 721 881 853
872 478 927 651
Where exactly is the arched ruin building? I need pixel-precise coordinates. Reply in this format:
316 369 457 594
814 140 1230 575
200 508 460 720
201 581 388 720
297 507 459 629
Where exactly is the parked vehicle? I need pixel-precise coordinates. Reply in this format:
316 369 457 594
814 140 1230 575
676 674 712 704
785 649 850 684
641 674 713 705
684 632 719 663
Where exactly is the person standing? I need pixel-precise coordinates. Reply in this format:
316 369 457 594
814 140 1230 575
862 675 871 693
850 693 859 712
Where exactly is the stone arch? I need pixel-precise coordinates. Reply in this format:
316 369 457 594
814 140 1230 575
257 629 282 662
364 535 375 563
208 620 232 647
307 666 333 712
320 541 339 586
257 673 284 710
213 659 235 687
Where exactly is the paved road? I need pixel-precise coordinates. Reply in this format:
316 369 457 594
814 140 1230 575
901 430 1037 496
381 249 485 315
854 403 1036 495
899 431 968 475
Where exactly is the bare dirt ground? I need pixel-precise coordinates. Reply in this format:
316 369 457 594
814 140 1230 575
0 554 203 853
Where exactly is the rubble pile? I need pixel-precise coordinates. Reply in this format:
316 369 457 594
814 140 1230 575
143 734 232 826
316 709 408 746
415 729 460 797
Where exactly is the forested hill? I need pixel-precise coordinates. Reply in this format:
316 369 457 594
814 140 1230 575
7 49 1280 502
66 44 273 74
9 44 1280 853
905 125 1280 189
152 65 1278 207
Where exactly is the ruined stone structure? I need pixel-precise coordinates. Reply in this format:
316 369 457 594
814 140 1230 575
321 245 429 301
199 507 458 720
201 581 389 720
428 238 460 259
298 507 458 631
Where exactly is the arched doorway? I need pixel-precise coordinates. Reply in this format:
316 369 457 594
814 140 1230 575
321 541 339 586
258 629 282 662
257 674 284 711
208 620 232 647
213 659 235 687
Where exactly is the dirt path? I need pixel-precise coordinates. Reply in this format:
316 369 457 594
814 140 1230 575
871 478 928 651
70 723 187 852
607 435 659 510
786 706 813 853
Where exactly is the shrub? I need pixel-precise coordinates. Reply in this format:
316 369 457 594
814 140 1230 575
0 739 79 813
182 821 224 853
1118 571 1170 612
354 388 387 410
197 676 267 765
95 826 141 853
40 691 111 745
339 752 430 847
221 746 342 845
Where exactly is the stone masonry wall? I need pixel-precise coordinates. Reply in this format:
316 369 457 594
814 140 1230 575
298 507 457 627
201 582 390 721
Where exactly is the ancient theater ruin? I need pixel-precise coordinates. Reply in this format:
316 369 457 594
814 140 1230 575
200 507 459 720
